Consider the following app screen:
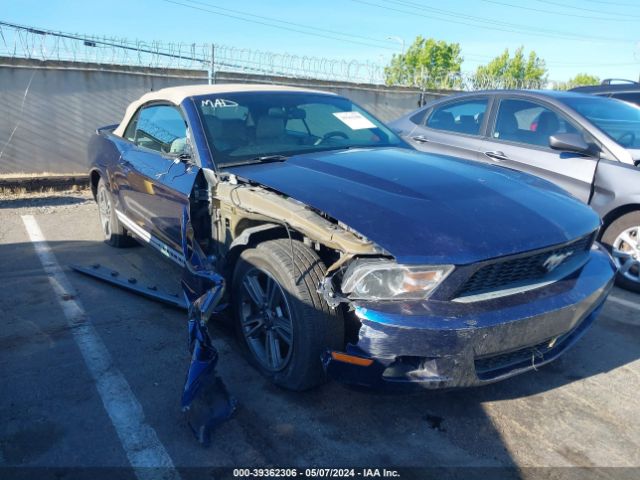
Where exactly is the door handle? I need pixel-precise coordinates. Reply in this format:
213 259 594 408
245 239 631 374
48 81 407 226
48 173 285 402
412 135 429 143
484 150 509 161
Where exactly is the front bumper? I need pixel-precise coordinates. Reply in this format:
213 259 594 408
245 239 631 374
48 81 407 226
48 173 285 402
323 247 616 389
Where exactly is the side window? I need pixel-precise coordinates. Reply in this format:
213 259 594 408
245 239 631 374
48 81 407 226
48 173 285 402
124 112 139 141
409 109 428 125
126 105 187 154
610 92 640 107
425 98 488 135
493 99 579 148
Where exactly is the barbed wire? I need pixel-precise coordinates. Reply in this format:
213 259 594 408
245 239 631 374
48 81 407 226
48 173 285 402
0 22 212 70
399 71 547 90
0 21 553 89
213 44 386 83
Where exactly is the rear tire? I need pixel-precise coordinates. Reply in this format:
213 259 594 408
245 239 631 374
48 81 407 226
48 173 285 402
232 239 343 391
601 211 640 293
96 178 135 248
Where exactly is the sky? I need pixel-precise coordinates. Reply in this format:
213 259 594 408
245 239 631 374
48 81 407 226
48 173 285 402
1 0 639 82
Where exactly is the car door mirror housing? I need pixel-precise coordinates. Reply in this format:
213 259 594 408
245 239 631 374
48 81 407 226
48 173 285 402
549 133 592 155
180 140 194 162
169 137 194 163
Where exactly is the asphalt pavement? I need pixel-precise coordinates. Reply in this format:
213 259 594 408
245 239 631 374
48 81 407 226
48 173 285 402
0 190 638 480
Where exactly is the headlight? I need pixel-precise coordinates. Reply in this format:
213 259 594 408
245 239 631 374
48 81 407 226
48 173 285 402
341 260 453 301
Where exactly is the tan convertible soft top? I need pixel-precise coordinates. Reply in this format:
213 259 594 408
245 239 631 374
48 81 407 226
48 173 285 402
112 83 334 137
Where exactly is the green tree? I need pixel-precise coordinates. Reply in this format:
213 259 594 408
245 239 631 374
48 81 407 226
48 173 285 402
474 47 547 89
555 73 600 90
384 36 463 89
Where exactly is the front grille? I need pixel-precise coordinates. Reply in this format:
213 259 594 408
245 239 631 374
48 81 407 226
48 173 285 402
474 305 601 381
475 340 551 379
474 335 564 380
457 234 594 298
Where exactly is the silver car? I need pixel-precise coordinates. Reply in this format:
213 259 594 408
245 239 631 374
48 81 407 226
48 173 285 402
390 90 640 292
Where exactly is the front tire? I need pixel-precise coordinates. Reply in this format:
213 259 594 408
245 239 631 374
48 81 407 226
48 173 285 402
232 239 343 391
601 211 640 293
96 178 135 248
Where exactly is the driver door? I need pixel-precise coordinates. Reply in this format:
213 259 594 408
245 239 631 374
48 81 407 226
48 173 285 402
119 103 199 253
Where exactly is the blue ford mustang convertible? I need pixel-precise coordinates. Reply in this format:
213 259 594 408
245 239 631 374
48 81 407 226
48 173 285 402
88 84 615 390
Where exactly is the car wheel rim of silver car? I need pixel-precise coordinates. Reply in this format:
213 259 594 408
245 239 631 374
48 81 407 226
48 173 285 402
240 269 294 372
612 226 640 283
97 187 111 238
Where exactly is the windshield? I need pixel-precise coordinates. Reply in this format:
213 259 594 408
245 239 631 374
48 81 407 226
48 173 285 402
193 92 404 166
563 95 640 148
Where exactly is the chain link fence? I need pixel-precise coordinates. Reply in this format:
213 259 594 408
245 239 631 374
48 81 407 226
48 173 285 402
0 21 213 70
0 21 386 83
0 21 553 89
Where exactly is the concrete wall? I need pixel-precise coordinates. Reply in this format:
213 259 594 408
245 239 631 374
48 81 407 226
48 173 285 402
0 57 452 175
0 58 208 175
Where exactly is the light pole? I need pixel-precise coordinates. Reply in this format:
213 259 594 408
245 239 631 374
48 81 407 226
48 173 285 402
386 36 405 55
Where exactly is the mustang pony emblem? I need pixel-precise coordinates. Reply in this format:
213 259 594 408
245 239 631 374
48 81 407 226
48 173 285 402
542 251 574 273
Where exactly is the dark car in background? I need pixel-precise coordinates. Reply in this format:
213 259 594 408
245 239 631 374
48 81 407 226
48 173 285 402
88 84 615 391
390 90 640 292
570 79 640 107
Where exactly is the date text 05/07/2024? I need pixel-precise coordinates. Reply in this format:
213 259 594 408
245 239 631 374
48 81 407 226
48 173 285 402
232 468 401 478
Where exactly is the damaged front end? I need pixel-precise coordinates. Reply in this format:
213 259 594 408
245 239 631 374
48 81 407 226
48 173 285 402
320 246 615 391
318 257 457 390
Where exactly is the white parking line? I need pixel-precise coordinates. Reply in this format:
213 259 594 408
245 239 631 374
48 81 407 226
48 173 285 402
21 215 181 480
608 295 640 312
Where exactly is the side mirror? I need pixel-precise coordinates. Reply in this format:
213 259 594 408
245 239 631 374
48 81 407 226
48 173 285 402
549 133 592 155
169 137 194 162
179 139 194 162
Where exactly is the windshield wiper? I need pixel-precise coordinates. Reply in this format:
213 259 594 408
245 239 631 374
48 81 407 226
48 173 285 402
252 155 289 162
223 155 289 167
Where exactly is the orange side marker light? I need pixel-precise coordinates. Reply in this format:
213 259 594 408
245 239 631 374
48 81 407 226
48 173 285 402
331 352 374 367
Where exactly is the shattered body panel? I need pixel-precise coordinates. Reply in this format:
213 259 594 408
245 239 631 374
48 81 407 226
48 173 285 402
324 246 615 389
180 208 236 445
87 85 616 394
213 181 377 257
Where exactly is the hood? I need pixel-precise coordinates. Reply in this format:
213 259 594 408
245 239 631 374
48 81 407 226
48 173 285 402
227 148 600 265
